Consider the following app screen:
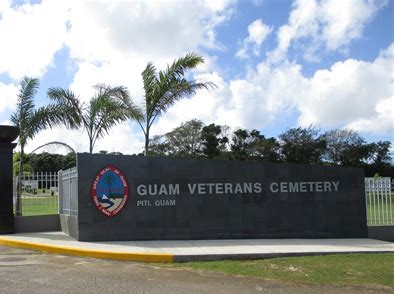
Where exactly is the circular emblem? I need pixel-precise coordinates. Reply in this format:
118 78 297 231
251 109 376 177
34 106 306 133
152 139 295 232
91 165 129 218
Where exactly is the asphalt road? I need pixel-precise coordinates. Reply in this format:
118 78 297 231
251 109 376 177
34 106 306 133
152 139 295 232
0 245 391 294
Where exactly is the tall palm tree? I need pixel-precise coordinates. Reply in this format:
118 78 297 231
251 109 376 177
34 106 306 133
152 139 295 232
11 77 66 215
47 84 141 153
137 52 216 156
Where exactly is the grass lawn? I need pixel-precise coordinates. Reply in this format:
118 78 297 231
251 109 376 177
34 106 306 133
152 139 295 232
168 254 394 287
16 194 59 216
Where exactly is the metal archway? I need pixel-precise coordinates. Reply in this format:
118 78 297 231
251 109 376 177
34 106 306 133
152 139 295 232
29 141 76 155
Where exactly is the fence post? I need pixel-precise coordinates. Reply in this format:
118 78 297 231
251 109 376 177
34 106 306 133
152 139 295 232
58 170 63 215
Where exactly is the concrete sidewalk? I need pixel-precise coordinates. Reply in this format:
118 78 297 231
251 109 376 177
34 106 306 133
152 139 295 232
0 232 393 263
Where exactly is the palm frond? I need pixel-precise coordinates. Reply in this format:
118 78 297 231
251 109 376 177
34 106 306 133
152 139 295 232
167 52 204 79
88 90 133 149
11 77 40 128
142 63 159 120
26 104 65 140
47 87 83 128
149 80 216 128
144 52 213 125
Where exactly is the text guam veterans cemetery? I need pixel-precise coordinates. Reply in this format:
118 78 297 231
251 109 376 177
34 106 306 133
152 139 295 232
135 180 341 207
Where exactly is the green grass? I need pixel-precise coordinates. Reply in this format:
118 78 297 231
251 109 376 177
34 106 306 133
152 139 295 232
15 194 59 216
168 254 394 287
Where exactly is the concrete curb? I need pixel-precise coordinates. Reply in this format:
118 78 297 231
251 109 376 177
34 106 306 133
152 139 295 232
1 234 393 263
0 236 174 263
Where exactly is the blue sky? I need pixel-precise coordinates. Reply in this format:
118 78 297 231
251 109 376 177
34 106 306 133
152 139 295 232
0 0 393 154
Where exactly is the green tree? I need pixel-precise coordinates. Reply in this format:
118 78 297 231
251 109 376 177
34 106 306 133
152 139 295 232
163 119 204 157
321 129 365 165
11 77 66 215
148 120 204 158
26 152 76 172
230 129 249 160
364 141 393 177
319 129 386 167
368 141 391 166
279 126 326 164
47 84 141 153
230 129 280 162
13 152 32 175
137 52 215 156
147 135 170 157
201 123 229 159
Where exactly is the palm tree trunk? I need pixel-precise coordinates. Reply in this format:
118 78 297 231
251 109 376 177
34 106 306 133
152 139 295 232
144 121 150 156
89 138 93 154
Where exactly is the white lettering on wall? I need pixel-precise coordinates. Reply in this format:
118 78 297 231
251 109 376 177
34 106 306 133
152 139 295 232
269 181 341 193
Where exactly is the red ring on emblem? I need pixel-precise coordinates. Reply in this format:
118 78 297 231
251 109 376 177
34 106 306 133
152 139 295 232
91 165 129 218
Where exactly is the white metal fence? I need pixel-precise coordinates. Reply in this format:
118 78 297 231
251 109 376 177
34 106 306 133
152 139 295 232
58 168 78 216
13 172 59 216
365 177 393 226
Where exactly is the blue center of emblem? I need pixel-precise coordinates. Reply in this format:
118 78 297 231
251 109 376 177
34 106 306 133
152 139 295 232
96 170 126 209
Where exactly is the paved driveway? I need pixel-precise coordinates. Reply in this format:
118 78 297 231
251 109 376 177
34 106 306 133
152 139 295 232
0 246 391 294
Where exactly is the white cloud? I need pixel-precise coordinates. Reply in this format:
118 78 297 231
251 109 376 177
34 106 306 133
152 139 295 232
0 81 18 113
61 0 236 153
63 0 235 110
24 122 144 155
151 71 231 135
0 0 10 14
1 0 391 157
151 61 305 135
154 43 394 138
236 19 272 59
251 0 264 6
320 0 387 51
0 0 69 79
346 96 394 135
268 0 387 63
65 0 233 64
13 0 235 154
296 44 394 133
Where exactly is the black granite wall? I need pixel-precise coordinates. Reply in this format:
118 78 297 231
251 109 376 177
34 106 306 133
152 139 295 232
0 143 17 234
76 153 367 241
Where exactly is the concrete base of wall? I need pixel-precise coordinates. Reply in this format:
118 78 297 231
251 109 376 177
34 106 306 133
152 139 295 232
15 215 60 233
60 214 78 240
368 226 394 242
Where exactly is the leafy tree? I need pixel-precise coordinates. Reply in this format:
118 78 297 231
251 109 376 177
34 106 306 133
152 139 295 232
321 129 365 165
166 119 204 157
279 126 326 164
13 152 32 175
201 123 229 159
148 119 204 158
147 135 170 157
246 130 281 162
137 52 215 156
319 129 388 167
11 77 65 215
48 84 141 153
25 152 76 173
230 129 249 160
368 141 392 166
229 129 280 162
